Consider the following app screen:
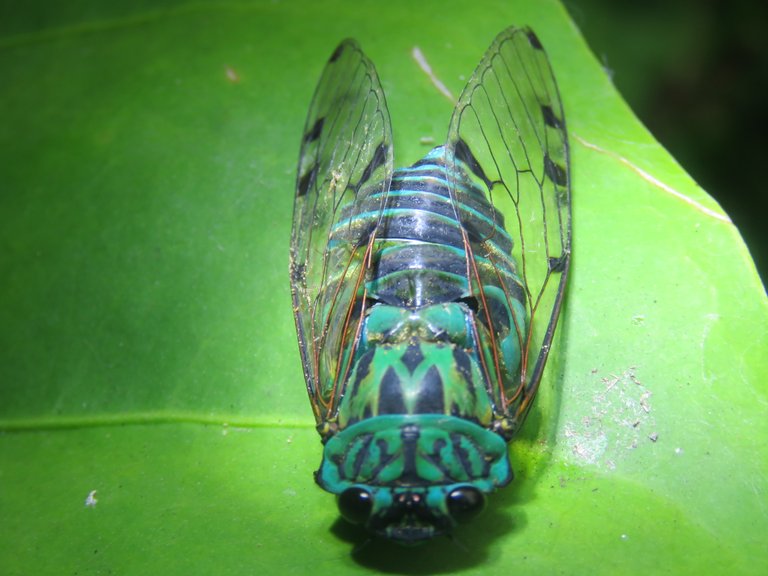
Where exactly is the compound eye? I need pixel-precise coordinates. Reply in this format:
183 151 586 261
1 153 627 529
446 487 485 523
337 487 373 525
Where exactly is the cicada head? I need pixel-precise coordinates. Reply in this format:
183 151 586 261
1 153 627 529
315 415 512 544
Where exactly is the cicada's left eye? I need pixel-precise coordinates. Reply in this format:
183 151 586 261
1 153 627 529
446 487 485 523
337 487 373 525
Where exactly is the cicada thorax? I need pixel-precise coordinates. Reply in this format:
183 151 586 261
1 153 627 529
314 147 529 541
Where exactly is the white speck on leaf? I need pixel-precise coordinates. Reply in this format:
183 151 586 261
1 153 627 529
85 490 98 508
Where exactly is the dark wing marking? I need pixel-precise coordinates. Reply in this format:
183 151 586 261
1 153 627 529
445 27 570 433
290 40 394 426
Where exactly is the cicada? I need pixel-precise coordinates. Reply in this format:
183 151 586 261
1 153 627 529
290 26 570 544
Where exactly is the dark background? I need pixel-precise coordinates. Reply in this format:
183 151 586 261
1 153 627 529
569 0 767 284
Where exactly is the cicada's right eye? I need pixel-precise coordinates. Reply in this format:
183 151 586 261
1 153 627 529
337 487 373 525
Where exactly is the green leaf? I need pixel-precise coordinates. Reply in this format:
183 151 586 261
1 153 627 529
1 1 766 574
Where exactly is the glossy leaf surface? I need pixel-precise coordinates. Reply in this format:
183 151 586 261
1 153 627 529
1 1 766 574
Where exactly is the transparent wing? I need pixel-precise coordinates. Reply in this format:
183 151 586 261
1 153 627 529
445 27 570 434
290 40 393 427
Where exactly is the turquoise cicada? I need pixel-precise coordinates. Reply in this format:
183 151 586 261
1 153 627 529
290 26 570 544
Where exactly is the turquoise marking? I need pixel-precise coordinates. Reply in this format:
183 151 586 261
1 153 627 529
363 304 472 347
353 188 515 247
367 268 471 298
375 242 520 281
337 339 494 428
317 413 512 493
480 285 527 378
